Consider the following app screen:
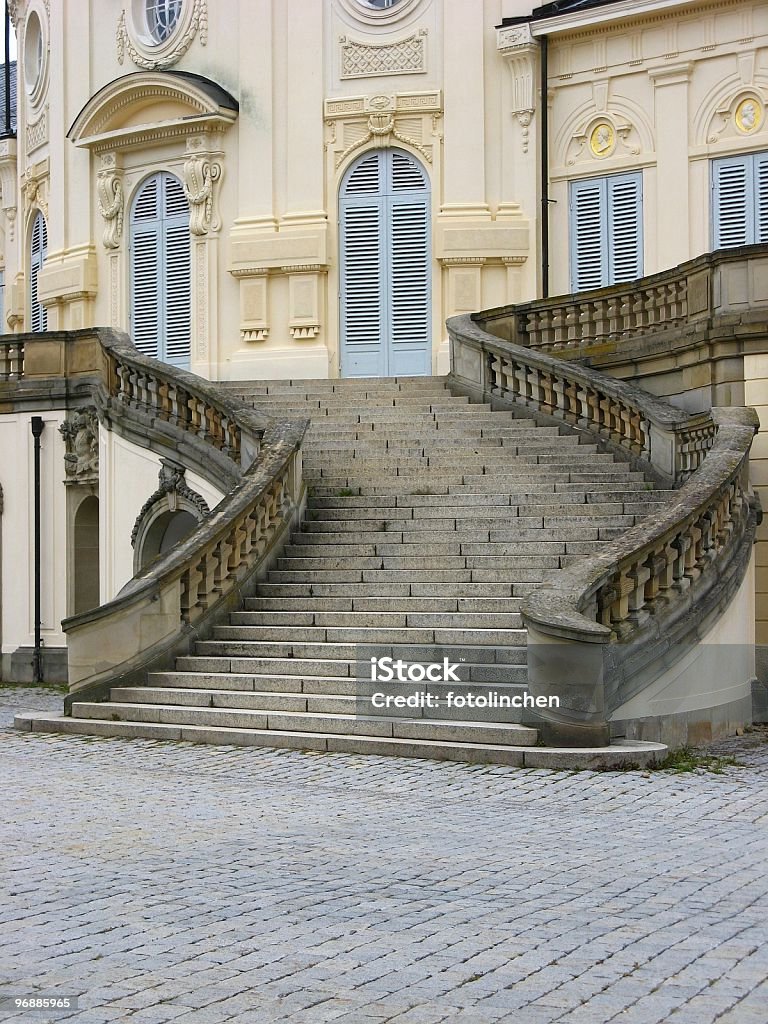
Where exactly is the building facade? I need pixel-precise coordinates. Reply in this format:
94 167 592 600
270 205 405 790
2 0 768 690
0 1 766 379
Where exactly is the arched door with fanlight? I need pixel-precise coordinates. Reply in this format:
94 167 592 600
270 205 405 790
29 211 48 333
339 148 431 377
130 171 191 369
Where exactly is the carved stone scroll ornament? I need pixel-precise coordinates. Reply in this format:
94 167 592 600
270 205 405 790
335 113 433 168
97 168 124 249
131 460 210 547
59 407 99 481
182 157 221 235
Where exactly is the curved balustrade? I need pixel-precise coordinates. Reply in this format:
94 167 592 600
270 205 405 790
60 331 307 707
448 313 716 485
476 243 768 357
448 313 760 747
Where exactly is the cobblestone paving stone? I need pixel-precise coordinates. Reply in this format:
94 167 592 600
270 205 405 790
2 686 768 1024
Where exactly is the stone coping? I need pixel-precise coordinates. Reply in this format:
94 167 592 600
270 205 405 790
521 407 759 643
475 242 768 326
447 313 708 434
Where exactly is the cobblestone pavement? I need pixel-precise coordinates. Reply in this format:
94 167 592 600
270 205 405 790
2 686 768 1024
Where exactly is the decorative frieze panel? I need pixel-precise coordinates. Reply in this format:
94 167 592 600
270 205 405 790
340 30 427 79
26 106 48 154
325 90 442 169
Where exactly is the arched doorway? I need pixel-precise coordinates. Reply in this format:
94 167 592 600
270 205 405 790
137 509 198 571
73 496 100 614
29 211 48 332
339 148 431 377
129 171 191 369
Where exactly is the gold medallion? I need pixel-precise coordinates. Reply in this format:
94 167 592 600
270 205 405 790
589 122 615 157
735 98 762 135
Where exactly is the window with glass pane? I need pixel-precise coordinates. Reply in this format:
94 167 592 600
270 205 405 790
145 0 182 43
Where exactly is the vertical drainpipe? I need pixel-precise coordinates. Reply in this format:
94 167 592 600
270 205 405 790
31 416 45 683
540 33 549 299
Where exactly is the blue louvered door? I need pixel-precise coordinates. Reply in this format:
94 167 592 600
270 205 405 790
340 149 431 377
712 151 768 249
130 172 191 369
29 211 48 333
570 172 643 291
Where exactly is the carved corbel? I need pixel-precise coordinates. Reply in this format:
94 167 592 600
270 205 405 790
96 154 124 250
22 166 49 220
182 155 222 235
496 24 539 155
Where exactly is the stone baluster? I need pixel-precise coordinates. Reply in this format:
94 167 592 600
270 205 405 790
539 309 555 350
552 306 567 348
565 303 579 347
524 310 539 349
577 301 595 347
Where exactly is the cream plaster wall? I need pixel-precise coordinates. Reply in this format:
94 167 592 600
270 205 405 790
99 428 225 602
2 0 542 380
546 0 768 295
0 410 68 657
610 554 756 723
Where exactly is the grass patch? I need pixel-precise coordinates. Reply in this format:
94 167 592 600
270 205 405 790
334 488 355 497
0 681 67 694
658 746 742 774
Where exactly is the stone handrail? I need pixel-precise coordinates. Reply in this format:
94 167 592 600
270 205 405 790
475 243 768 356
447 314 759 747
447 314 716 485
60 331 307 707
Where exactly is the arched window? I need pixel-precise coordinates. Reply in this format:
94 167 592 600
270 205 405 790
29 211 48 333
339 148 431 377
130 171 191 369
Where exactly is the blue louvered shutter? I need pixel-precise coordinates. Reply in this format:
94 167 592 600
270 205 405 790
29 212 48 333
340 149 431 377
570 172 642 290
130 176 160 359
712 156 750 249
388 152 430 375
712 151 768 249
757 153 768 243
130 172 191 369
570 178 606 291
161 175 192 368
340 152 386 377
607 174 642 283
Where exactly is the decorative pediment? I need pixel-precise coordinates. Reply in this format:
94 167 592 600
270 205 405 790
68 72 238 153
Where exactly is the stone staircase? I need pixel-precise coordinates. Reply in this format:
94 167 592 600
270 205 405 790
19 377 669 767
